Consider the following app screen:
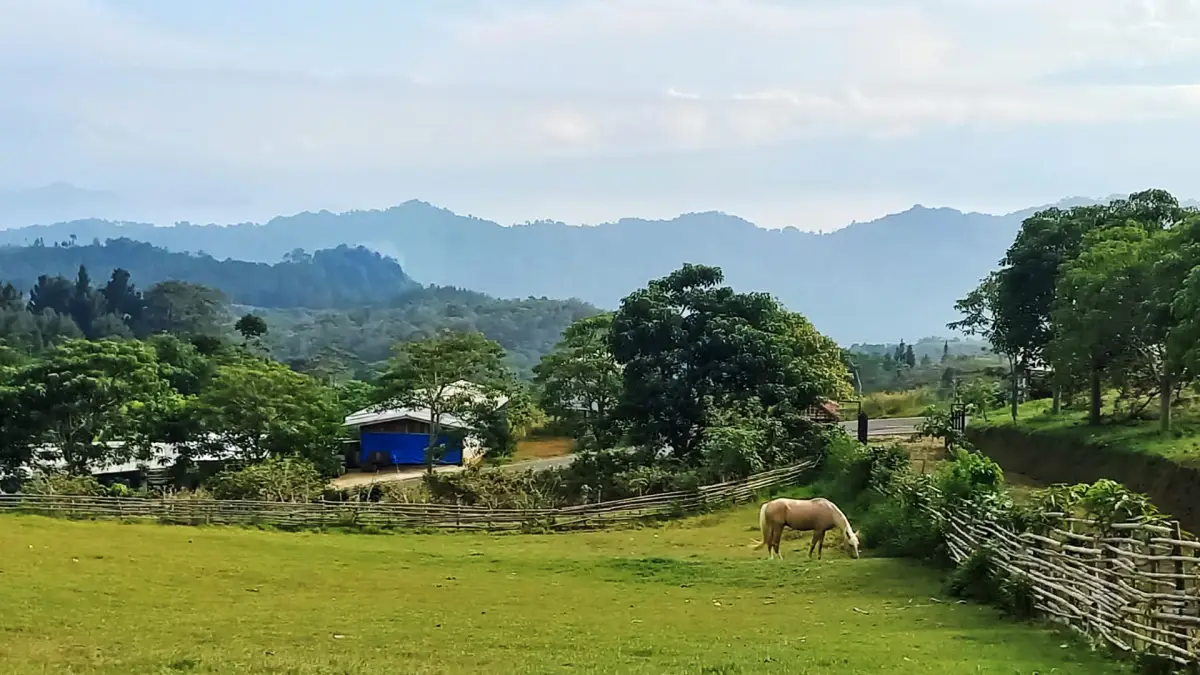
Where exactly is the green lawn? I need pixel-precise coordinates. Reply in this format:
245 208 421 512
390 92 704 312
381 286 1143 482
978 398 1200 466
0 505 1128 674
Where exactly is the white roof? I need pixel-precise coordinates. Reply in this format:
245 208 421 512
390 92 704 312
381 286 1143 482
344 380 510 430
33 435 235 476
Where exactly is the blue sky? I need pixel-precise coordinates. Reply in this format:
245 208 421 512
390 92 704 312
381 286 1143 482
2 0 1200 229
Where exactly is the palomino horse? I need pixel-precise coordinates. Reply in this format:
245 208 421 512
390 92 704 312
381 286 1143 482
752 497 860 560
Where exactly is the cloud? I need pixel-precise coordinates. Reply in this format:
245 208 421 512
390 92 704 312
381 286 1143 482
2 0 1200 224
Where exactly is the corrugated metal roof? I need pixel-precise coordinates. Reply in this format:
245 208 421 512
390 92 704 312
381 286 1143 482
343 380 509 430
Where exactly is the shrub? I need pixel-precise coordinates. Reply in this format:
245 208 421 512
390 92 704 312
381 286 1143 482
933 449 1004 504
22 472 106 496
422 467 563 509
206 457 325 502
945 547 1001 604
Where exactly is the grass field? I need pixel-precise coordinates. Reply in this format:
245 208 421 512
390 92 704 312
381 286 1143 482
980 398 1200 466
511 436 575 462
0 500 1128 674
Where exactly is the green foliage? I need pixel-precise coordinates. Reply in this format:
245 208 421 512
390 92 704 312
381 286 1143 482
954 190 1200 428
206 457 326 502
21 471 107 496
194 355 344 474
377 330 515 472
533 312 623 447
1078 479 1167 530
944 548 1037 620
421 467 564 510
933 449 1004 504
0 339 181 473
608 263 839 465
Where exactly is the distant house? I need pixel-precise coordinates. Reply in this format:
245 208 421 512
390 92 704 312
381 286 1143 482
342 380 508 470
21 436 236 487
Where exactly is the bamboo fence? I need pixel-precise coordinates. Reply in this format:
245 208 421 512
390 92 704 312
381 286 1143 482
926 491 1200 665
0 458 817 532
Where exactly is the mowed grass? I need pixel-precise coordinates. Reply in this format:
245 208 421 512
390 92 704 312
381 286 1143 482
0 505 1128 675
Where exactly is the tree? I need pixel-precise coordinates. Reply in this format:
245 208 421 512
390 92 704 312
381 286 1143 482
904 344 916 369
0 283 23 311
376 331 515 473
139 281 228 338
193 355 344 474
68 265 103 338
941 341 949 363
608 263 833 465
234 313 269 343
100 268 143 326
950 272 1025 421
27 274 73 316
0 339 178 474
533 313 623 448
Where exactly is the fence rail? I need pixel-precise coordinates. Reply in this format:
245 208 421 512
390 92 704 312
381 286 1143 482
0 459 817 532
925 494 1200 665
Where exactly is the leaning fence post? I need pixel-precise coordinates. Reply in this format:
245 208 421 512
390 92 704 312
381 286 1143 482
1171 521 1188 653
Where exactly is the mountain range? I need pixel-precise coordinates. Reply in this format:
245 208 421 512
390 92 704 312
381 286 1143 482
3 188 1195 343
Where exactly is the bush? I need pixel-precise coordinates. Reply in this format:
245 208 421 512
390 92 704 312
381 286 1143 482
423 467 564 509
206 457 325 502
944 547 1036 620
22 472 106 496
818 437 909 501
933 449 1004 504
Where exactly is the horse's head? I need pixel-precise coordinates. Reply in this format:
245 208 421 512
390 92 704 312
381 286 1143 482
845 530 860 559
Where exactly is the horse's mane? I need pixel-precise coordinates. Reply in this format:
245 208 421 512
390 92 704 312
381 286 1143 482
816 498 857 541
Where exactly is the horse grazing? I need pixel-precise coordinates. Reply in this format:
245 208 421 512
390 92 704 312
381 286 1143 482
753 497 859 560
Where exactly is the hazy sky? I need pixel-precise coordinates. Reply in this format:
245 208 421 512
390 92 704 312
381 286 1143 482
3 0 1200 229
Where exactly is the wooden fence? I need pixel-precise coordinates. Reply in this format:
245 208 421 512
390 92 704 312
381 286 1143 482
933 498 1200 665
0 458 817 532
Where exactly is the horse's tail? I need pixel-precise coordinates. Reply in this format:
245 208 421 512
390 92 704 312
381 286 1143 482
751 502 769 550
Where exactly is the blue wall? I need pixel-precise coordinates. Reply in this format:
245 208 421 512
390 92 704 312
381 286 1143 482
360 432 464 466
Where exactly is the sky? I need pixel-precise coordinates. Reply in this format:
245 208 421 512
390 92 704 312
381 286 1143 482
3 0 1200 230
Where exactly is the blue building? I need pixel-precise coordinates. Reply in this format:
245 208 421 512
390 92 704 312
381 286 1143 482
342 381 507 470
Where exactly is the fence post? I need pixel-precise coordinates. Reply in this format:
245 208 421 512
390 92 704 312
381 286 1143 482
1171 521 1188 653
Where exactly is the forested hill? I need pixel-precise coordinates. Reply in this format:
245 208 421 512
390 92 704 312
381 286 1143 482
0 238 600 378
0 238 416 309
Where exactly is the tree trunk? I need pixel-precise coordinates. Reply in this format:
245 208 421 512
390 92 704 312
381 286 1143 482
1009 358 1019 423
427 413 440 476
1088 369 1102 426
1160 372 1173 434
1051 386 1062 415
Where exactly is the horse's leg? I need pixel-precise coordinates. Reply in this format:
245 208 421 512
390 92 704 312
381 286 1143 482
772 525 785 559
808 531 818 558
817 529 827 560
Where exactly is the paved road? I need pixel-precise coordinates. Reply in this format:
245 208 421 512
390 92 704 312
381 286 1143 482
839 416 923 437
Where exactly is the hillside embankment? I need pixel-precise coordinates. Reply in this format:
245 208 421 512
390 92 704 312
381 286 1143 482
968 425 1200 533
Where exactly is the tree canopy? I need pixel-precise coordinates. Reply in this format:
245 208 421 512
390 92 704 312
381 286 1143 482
952 190 1200 429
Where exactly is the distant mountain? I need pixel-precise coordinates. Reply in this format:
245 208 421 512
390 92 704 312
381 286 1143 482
2 194 1194 342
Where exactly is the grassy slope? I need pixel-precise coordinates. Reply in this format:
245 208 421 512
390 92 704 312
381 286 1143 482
977 398 1200 467
0 503 1126 674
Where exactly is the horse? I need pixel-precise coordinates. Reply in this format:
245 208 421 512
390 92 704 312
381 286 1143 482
752 497 860 560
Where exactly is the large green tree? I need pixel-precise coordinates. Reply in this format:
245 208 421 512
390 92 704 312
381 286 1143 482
608 263 839 465
376 330 515 473
193 355 344 474
957 189 1190 422
533 313 623 448
0 339 179 474
138 281 229 338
